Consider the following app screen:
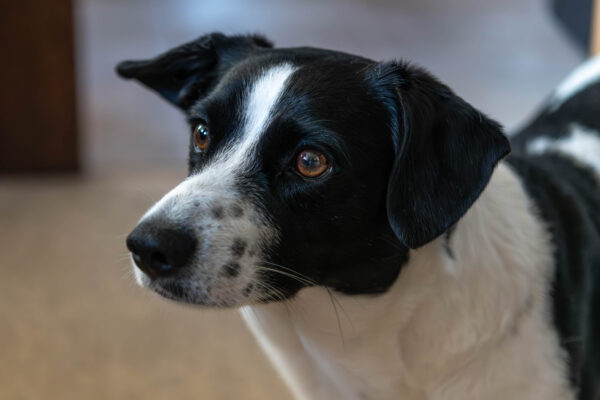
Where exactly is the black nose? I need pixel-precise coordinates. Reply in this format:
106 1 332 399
126 221 197 278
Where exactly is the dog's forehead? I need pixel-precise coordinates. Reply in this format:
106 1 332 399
187 51 383 184
189 63 296 181
219 47 374 98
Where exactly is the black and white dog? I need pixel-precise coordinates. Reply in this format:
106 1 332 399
117 33 599 399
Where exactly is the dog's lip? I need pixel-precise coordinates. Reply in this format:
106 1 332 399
148 279 222 306
152 283 187 302
148 279 190 301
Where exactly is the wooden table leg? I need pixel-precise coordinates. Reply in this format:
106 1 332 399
592 0 600 55
0 0 78 172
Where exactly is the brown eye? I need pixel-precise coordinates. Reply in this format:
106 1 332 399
296 149 330 178
193 123 210 152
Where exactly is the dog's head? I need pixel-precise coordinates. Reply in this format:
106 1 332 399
117 33 510 306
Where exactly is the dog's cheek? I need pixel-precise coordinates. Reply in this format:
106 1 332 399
190 203 280 306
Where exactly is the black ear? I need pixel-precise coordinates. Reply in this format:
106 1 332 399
115 32 273 110
372 62 511 248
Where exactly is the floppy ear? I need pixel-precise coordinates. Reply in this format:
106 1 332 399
372 62 511 249
115 32 273 110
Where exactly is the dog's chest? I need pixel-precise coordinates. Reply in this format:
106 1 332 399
243 281 573 400
242 278 571 400
241 288 420 400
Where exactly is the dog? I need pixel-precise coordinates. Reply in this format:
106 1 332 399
117 33 599 399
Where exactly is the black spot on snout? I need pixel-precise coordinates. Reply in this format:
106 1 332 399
221 262 241 277
211 205 224 219
231 238 247 259
243 283 254 296
230 204 244 218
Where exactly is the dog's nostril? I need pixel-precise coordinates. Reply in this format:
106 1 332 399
149 252 172 274
126 222 197 278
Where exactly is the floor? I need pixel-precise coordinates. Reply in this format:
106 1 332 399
1 0 586 398
0 170 292 400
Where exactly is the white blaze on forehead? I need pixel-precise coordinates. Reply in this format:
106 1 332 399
243 64 297 158
142 63 296 221
194 63 296 183
210 63 297 175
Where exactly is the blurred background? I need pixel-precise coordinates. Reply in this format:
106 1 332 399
0 0 597 398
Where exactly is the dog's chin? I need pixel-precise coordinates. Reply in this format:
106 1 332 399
132 265 288 308
150 281 214 305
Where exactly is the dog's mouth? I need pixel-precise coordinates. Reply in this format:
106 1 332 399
150 280 211 305
142 277 244 307
132 254 307 307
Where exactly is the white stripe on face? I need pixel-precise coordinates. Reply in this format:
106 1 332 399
133 64 296 306
206 63 297 181
143 63 296 220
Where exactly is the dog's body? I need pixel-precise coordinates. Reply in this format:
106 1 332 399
117 34 599 399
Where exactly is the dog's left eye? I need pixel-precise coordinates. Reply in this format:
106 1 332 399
193 123 210 152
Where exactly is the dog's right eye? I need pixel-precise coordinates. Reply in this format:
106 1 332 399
296 149 330 178
193 123 210 152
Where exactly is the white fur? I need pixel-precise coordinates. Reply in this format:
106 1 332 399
527 123 600 176
242 163 574 400
132 64 296 305
551 55 600 109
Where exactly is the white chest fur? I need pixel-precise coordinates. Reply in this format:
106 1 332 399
241 163 574 400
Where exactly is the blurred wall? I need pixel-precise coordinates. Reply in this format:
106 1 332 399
75 0 583 173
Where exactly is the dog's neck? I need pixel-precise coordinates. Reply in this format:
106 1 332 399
241 162 573 400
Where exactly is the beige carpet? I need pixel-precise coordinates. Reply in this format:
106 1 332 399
0 168 292 400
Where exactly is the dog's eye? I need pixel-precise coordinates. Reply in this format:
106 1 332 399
296 149 330 178
193 123 210 152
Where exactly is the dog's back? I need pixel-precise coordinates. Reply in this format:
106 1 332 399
509 56 600 399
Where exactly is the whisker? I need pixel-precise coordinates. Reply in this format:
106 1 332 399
255 266 316 288
260 261 318 285
257 264 317 287
257 264 354 328
327 287 346 351
327 289 355 331
253 279 288 303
